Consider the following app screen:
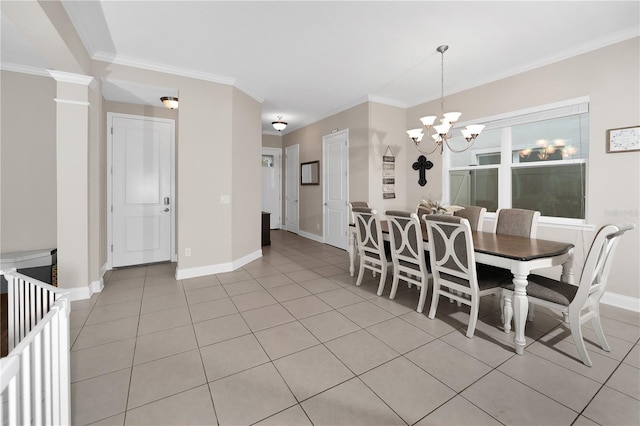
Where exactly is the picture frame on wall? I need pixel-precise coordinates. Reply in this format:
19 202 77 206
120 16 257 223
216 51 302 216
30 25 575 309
606 125 639 153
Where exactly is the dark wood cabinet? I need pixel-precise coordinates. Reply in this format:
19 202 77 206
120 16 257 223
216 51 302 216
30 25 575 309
261 212 271 246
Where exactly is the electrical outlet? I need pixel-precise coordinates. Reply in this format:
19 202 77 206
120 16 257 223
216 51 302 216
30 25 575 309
220 195 230 204
185 248 191 257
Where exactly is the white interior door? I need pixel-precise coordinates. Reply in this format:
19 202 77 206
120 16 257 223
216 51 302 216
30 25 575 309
285 144 299 234
323 130 349 249
110 114 174 267
262 148 282 229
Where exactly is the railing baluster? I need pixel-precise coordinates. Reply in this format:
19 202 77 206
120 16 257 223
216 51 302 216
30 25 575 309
8 275 15 351
51 311 60 425
21 345 32 426
33 331 43 425
1 271 69 426
44 320 52 426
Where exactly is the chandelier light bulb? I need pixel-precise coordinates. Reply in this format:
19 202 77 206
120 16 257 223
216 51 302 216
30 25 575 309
420 116 437 128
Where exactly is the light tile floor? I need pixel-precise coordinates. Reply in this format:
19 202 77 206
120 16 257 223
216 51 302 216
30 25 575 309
70 230 640 426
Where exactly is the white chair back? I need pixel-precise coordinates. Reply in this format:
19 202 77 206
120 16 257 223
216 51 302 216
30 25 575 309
454 205 487 231
352 207 389 295
349 201 369 224
495 208 540 238
573 223 635 311
386 210 429 312
425 215 478 297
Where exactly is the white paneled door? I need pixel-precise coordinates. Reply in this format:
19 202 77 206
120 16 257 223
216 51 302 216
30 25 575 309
110 115 174 267
285 144 299 234
323 129 349 249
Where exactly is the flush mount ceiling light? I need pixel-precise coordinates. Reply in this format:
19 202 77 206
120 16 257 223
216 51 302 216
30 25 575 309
407 45 484 155
160 96 179 109
272 116 288 131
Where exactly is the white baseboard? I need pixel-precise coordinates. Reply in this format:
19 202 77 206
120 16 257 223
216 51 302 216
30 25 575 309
298 230 324 244
601 291 640 313
63 263 108 301
175 249 262 280
65 277 104 302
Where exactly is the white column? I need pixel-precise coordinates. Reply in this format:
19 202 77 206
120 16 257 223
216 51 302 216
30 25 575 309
47 70 96 292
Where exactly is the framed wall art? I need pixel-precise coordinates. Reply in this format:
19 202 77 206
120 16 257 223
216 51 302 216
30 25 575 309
606 125 639 153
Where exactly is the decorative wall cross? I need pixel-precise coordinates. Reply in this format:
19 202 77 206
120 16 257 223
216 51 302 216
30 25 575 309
412 155 433 186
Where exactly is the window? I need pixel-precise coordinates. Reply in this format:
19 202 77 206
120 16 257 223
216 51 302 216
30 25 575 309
446 99 589 223
262 155 274 167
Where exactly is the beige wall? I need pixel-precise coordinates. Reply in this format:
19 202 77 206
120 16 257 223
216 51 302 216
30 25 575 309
262 134 282 148
282 103 369 237
0 71 57 252
405 37 640 300
232 88 262 259
368 102 408 214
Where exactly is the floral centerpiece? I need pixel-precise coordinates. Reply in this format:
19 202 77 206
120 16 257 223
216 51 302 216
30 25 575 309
418 199 464 215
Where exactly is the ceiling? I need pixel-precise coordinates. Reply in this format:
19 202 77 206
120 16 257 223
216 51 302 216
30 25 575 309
2 1 639 134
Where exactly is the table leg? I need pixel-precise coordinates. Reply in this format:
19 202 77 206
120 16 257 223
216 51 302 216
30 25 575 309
512 272 529 355
560 248 575 284
348 229 356 277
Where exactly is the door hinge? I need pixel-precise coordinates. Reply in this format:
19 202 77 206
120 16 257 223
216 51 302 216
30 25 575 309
110 127 113 135
110 205 113 212
110 244 113 252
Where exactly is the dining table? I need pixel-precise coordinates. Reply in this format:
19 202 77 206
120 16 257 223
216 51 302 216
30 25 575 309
347 221 575 355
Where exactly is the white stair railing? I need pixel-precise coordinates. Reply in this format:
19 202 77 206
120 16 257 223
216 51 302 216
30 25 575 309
1 270 70 426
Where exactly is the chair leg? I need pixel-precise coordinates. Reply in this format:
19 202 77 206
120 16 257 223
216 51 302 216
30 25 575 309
569 310 592 367
417 281 427 313
590 306 611 352
355 263 366 287
428 282 440 319
389 271 399 300
467 299 479 338
376 263 387 296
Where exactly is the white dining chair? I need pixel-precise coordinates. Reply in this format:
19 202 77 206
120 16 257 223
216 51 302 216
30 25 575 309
502 223 635 366
386 210 431 313
351 207 389 296
494 208 540 238
494 208 540 320
454 205 487 232
423 215 506 338
349 201 369 223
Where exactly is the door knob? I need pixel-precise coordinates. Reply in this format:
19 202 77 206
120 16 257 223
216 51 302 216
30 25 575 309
163 208 170 212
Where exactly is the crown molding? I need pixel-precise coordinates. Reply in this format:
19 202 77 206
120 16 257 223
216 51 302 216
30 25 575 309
47 70 97 89
93 51 236 85
408 27 640 109
1 62 50 77
93 51 265 104
367 95 408 109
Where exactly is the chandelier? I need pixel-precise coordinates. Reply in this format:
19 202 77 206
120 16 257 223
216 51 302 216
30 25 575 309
407 45 485 155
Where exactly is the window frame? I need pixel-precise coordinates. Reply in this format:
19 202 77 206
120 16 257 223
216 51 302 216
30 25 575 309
442 97 592 230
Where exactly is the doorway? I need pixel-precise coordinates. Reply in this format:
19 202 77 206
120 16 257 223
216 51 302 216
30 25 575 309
323 129 349 249
285 144 299 234
107 113 175 268
261 147 282 229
